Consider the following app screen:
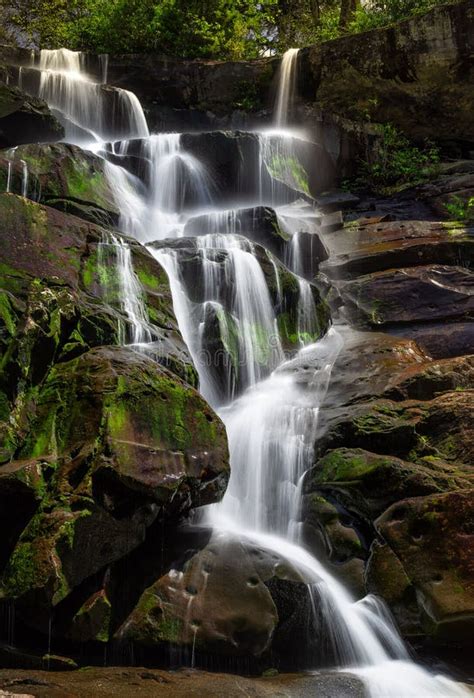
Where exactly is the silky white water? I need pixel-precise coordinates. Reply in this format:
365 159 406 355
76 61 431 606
274 48 300 126
14 48 470 697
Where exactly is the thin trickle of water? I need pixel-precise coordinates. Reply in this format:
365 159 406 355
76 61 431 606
274 48 300 127
98 233 153 346
20 160 28 197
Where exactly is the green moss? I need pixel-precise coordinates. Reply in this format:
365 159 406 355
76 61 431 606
267 155 310 195
0 291 17 336
2 542 36 597
318 448 390 482
136 268 161 290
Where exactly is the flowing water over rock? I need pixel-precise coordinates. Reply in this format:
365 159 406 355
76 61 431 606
7 47 470 697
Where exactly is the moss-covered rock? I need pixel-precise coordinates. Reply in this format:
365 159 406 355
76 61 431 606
375 490 474 645
0 143 119 227
318 391 474 467
117 535 314 665
305 447 472 523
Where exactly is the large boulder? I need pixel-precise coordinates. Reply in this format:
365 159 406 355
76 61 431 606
1 346 228 613
373 490 474 645
0 143 120 227
117 532 322 669
0 84 64 148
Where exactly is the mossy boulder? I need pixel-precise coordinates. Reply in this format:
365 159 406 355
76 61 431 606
374 490 474 645
117 535 316 666
0 143 119 227
318 391 474 467
305 447 473 524
0 83 64 148
0 346 228 622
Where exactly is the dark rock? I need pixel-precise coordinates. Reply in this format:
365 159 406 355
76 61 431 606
375 490 474 645
117 534 314 662
0 84 64 148
338 265 474 326
320 220 474 280
390 320 474 360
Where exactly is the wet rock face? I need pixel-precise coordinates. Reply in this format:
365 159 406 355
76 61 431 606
374 491 474 643
0 193 228 646
0 84 64 148
0 143 119 227
117 533 318 667
302 325 474 646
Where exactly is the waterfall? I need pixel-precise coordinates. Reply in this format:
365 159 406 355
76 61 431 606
28 46 469 698
20 48 149 144
274 48 300 126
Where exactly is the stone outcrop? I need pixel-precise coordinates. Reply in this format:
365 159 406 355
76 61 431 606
0 192 229 651
0 84 64 148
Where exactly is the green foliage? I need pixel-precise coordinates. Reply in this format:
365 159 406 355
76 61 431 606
352 124 440 194
444 195 474 224
5 0 453 58
346 0 446 34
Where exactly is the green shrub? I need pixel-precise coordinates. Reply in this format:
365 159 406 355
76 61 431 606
352 124 440 194
444 195 474 223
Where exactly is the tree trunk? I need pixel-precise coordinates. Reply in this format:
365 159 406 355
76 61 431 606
339 0 359 28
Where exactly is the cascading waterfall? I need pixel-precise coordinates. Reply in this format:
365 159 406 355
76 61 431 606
19 48 149 144
26 47 469 698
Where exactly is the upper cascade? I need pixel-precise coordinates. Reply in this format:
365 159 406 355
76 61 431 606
274 48 300 127
19 48 148 144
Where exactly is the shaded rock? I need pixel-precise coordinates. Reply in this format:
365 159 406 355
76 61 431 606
320 221 474 280
305 447 473 524
375 490 474 644
390 320 474 360
0 84 63 148
338 265 474 327
317 391 474 467
0 143 119 226
117 534 310 661
300 1 474 152
67 589 111 644
365 541 421 636
0 346 228 618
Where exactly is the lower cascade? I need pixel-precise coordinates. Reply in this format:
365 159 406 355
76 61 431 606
0 45 472 697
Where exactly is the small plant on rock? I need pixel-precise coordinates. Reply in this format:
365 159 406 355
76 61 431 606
352 124 440 195
444 195 474 223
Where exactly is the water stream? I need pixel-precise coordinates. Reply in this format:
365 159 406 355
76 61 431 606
10 48 470 697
